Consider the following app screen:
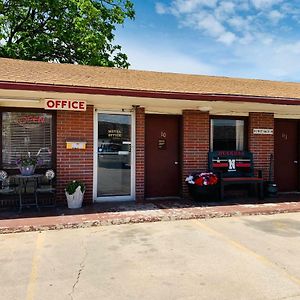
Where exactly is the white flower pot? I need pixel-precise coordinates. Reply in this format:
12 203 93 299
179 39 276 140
65 186 85 209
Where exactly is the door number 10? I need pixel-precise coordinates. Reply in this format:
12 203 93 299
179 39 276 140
161 131 167 138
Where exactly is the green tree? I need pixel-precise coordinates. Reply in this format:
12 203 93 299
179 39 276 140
0 0 134 67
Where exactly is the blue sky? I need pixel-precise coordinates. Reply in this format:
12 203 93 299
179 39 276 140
116 0 300 82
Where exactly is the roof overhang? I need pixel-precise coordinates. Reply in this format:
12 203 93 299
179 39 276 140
1 81 300 106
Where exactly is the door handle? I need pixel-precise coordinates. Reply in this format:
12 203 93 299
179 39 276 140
174 161 179 165
294 160 298 164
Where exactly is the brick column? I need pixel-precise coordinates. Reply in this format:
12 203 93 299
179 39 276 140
135 107 145 202
182 110 210 197
56 105 94 205
248 112 274 180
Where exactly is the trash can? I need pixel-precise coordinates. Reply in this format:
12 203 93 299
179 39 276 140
264 181 278 198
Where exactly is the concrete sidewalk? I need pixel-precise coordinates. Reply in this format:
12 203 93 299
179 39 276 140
1 198 300 234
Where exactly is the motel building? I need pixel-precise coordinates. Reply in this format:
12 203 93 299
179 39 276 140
0 58 300 207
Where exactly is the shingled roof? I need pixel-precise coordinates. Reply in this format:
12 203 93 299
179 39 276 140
0 58 300 100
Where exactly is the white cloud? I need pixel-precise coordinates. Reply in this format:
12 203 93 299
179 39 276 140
119 40 217 75
155 3 167 14
250 0 283 9
173 0 218 13
155 0 299 46
116 29 300 81
227 16 250 31
217 31 236 45
197 14 225 36
215 1 235 20
268 10 284 23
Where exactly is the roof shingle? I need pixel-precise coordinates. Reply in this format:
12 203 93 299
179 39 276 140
0 58 300 99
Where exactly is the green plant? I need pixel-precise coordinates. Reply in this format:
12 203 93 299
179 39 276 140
16 156 39 167
0 0 135 68
65 180 85 195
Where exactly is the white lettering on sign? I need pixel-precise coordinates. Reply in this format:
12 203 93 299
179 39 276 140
45 99 86 111
228 159 236 172
253 128 273 135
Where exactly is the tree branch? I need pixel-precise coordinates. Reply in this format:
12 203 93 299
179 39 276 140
8 7 33 44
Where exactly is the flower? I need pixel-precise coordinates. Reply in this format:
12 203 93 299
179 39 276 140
16 156 39 167
185 172 218 187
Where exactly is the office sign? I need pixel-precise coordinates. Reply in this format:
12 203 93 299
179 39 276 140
45 99 86 111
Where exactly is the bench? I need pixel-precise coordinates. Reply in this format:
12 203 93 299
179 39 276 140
208 151 264 201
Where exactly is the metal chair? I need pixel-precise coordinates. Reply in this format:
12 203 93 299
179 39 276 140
0 170 18 206
35 169 56 207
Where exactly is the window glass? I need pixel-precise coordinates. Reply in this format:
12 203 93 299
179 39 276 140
97 113 131 197
2 112 53 168
211 119 245 151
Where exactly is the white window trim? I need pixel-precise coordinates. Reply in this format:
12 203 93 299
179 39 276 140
93 109 136 202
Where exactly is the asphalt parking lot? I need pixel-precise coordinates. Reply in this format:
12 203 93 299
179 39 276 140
1 212 300 300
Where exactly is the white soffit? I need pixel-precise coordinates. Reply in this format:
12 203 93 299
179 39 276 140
0 89 300 118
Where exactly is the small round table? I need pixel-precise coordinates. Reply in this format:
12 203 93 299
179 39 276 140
12 174 44 213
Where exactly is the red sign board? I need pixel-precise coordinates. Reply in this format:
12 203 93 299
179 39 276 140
45 99 86 111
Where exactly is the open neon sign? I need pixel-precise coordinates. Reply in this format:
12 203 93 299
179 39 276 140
17 115 45 126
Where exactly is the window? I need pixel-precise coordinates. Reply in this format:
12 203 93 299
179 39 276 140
2 112 53 168
210 119 245 151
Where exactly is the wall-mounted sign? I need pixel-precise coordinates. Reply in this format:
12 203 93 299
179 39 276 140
253 128 273 135
45 99 86 111
158 139 166 150
66 140 87 150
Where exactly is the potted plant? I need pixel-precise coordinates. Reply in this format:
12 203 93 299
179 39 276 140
65 180 85 209
16 153 40 176
185 172 219 201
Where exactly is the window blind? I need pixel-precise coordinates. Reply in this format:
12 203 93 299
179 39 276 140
2 112 53 168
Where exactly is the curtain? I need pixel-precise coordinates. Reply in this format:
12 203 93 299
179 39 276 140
235 120 244 150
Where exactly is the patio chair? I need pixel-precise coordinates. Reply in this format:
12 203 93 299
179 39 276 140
35 169 56 207
0 170 18 206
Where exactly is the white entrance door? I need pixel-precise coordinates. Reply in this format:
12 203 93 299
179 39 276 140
94 112 134 201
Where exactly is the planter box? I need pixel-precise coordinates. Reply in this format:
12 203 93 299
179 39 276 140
187 184 219 201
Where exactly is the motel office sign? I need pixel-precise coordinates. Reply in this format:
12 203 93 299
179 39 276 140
45 99 87 111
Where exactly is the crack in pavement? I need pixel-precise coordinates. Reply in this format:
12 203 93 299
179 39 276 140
68 240 88 300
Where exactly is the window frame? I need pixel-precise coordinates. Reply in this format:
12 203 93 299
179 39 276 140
209 115 248 152
0 107 57 173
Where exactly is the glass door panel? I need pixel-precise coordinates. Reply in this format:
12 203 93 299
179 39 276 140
97 113 131 197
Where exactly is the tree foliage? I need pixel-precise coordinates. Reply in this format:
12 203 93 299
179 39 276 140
0 0 135 67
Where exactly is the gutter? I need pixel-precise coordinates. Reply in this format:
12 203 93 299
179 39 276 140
0 81 300 106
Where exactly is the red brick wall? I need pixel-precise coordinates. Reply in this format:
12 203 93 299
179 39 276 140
56 105 94 205
248 112 274 180
182 110 210 197
135 107 145 202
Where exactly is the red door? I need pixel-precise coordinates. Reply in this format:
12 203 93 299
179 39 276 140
274 120 299 192
145 115 180 198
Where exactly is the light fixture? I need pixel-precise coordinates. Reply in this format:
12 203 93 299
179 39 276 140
130 105 141 112
0 98 41 102
198 106 212 112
